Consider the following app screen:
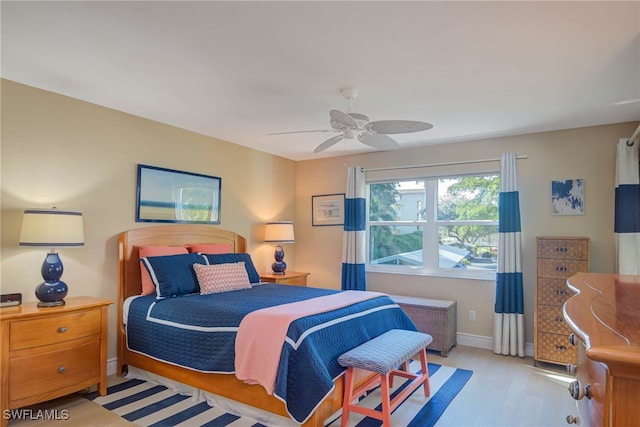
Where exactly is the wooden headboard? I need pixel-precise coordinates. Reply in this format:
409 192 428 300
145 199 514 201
117 224 247 303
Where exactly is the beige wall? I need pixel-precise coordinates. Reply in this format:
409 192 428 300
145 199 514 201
0 80 297 360
2 79 637 358
295 121 638 347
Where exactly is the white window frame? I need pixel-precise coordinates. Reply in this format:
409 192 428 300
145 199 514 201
366 174 499 281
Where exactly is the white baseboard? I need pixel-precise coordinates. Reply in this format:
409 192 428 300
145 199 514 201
456 332 534 357
107 358 118 376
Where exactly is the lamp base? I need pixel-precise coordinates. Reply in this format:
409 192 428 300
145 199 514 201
35 280 68 308
37 299 66 308
271 261 287 274
272 245 287 274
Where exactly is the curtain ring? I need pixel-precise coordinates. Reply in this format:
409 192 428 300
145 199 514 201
627 139 635 147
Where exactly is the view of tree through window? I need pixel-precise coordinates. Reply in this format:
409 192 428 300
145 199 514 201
368 174 500 277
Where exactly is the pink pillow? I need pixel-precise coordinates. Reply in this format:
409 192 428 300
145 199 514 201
194 262 251 295
186 243 233 254
138 245 189 295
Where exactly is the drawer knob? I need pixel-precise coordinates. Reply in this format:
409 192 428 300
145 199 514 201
566 415 578 424
568 333 576 346
58 326 67 333
568 380 592 400
566 363 577 375
58 366 66 374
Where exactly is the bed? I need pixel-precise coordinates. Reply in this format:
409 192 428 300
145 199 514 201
117 224 415 426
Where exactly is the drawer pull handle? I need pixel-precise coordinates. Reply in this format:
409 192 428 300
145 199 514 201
555 266 568 272
566 415 578 424
568 333 576 346
556 247 568 253
58 366 66 374
58 326 67 333
568 380 592 400
556 290 567 296
555 345 567 352
555 317 565 324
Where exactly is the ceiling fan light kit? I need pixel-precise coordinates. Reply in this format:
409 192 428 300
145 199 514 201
271 87 433 153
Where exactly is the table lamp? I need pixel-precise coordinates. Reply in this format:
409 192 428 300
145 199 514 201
264 221 294 274
19 208 85 307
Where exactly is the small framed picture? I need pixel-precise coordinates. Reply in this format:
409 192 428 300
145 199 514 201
551 179 584 215
312 193 345 226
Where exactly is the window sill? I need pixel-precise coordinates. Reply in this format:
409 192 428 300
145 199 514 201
366 265 496 282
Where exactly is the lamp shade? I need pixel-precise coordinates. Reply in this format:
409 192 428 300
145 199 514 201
264 221 295 243
19 209 85 247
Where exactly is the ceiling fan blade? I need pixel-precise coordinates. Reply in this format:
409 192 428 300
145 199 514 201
366 120 433 134
329 110 358 130
314 135 344 153
358 133 400 150
268 129 335 135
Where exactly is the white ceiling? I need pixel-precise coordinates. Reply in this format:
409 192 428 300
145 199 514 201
2 1 639 161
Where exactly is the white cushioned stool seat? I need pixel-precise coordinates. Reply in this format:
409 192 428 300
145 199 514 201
337 329 432 427
338 329 433 374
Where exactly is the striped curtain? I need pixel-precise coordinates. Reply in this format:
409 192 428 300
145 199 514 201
493 153 524 357
342 167 366 291
615 138 640 275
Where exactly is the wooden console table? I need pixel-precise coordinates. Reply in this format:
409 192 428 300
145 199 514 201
564 273 640 426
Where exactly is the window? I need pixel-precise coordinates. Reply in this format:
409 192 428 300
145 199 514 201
367 174 499 279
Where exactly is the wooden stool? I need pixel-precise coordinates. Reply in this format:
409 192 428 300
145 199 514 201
337 329 432 427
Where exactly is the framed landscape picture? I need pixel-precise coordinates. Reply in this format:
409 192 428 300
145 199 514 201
312 193 345 226
136 164 221 223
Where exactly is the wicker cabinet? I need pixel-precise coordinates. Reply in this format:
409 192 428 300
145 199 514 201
534 236 589 366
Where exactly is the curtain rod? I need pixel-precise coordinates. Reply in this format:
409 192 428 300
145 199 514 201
361 155 528 173
628 122 640 146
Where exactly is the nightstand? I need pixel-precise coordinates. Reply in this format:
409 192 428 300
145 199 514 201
0 296 112 427
260 271 310 287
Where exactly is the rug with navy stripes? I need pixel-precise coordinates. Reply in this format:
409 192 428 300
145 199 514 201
83 361 472 427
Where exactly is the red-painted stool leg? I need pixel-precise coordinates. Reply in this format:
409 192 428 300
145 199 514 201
341 367 356 427
381 372 392 427
419 348 431 396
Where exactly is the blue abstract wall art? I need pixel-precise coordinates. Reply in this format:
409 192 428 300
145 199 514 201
551 179 584 215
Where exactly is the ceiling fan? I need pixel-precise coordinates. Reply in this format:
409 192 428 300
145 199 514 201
269 88 434 153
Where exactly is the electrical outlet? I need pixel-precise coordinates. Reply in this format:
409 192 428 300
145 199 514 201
469 310 476 321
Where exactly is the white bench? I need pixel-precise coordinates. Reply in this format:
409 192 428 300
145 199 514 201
389 294 457 356
337 329 433 427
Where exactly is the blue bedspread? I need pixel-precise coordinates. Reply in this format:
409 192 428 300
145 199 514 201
126 284 417 423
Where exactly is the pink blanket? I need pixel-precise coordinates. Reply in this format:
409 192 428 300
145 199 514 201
234 290 384 394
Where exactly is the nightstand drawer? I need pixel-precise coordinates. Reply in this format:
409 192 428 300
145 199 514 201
10 309 101 350
260 271 310 286
275 276 307 286
9 340 101 401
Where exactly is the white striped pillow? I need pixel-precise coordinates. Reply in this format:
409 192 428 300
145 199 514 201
194 262 251 294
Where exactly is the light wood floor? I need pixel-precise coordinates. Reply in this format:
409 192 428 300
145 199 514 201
7 345 576 427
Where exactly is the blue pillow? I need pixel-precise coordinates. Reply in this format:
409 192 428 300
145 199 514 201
141 253 207 298
203 253 260 283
